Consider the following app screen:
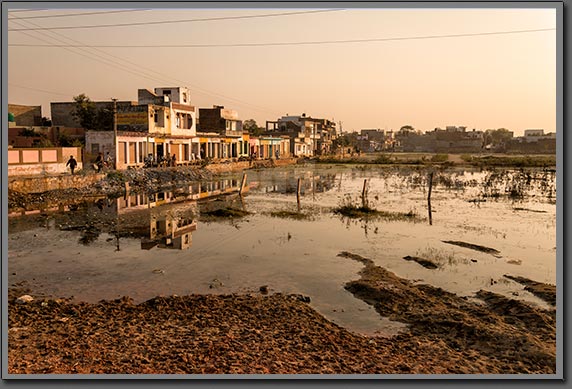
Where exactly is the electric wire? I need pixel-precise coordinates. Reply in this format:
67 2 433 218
8 15 283 115
7 9 151 20
9 27 556 48
7 9 345 31
9 83 73 97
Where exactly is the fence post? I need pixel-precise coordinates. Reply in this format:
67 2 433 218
427 172 434 225
297 178 302 212
362 179 368 208
239 173 248 196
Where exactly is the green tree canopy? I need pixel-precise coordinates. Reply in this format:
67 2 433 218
486 128 513 145
72 94 97 130
72 94 113 131
399 125 415 132
243 119 265 136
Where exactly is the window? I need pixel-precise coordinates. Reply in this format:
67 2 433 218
176 114 181 128
182 93 187 103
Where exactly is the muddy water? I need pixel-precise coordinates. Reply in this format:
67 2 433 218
7 164 556 336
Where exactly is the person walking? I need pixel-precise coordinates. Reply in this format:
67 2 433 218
66 155 78 175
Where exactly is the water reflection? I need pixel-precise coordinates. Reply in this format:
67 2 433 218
251 171 338 195
9 177 245 251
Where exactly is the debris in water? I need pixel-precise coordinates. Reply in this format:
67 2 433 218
403 255 439 269
442 240 501 257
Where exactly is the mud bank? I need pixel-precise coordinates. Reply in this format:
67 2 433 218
339 251 556 374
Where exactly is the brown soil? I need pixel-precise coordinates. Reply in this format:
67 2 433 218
503 275 556 306
8 252 556 375
339 251 556 375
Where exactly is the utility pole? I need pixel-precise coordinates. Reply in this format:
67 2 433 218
111 98 118 168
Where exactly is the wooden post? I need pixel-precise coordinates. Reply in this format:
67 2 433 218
362 179 368 208
297 178 302 212
239 173 248 196
427 172 433 225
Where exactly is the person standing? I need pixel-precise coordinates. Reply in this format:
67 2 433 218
66 155 78 175
171 154 176 167
95 152 104 173
105 152 114 169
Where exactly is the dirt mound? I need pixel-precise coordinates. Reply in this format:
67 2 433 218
9 293 404 375
340 252 556 374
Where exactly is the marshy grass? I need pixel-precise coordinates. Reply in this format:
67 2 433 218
333 193 420 221
461 155 556 168
269 210 310 220
415 246 472 267
333 204 419 221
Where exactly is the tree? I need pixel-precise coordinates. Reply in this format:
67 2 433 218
41 117 52 126
96 105 114 131
72 94 97 130
72 94 114 130
243 119 265 136
400 125 415 132
243 119 258 131
487 128 513 145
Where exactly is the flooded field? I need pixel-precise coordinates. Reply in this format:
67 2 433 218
8 164 557 337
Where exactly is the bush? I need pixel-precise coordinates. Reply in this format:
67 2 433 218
431 154 449 163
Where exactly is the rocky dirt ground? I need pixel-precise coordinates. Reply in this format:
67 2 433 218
8 166 214 212
8 251 556 375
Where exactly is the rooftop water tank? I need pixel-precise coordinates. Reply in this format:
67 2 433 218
8 112 15 122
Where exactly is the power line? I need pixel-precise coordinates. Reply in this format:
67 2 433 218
7 9 151 20
9 27 556 48
7 9 345 31
8 14 283 116
7 9 51 13
9 83 74 97
9 18 172 85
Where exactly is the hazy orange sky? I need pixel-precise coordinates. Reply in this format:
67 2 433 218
7 5 557 135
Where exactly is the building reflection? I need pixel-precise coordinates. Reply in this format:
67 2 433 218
9 177 244 250
84 178 243 250
251 172 337 194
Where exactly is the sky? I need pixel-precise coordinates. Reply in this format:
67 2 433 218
6 5 557 135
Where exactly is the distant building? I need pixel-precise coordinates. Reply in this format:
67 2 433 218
197 105 247 159
265 113 336 156
8 104 42 127
198 105 242 136
521 129 555 143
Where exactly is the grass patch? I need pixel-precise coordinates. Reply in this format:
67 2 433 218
463 155 555 168
333 204 418 221
269 211 309 220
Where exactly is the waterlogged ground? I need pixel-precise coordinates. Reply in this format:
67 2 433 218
8 164 557 337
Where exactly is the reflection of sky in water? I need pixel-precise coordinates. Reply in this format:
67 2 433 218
8 166 556 336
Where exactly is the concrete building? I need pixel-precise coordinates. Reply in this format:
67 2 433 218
197 105 246 159
84 87 198 169
265 113 336 157
8 104 43 127
51 100 135 128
